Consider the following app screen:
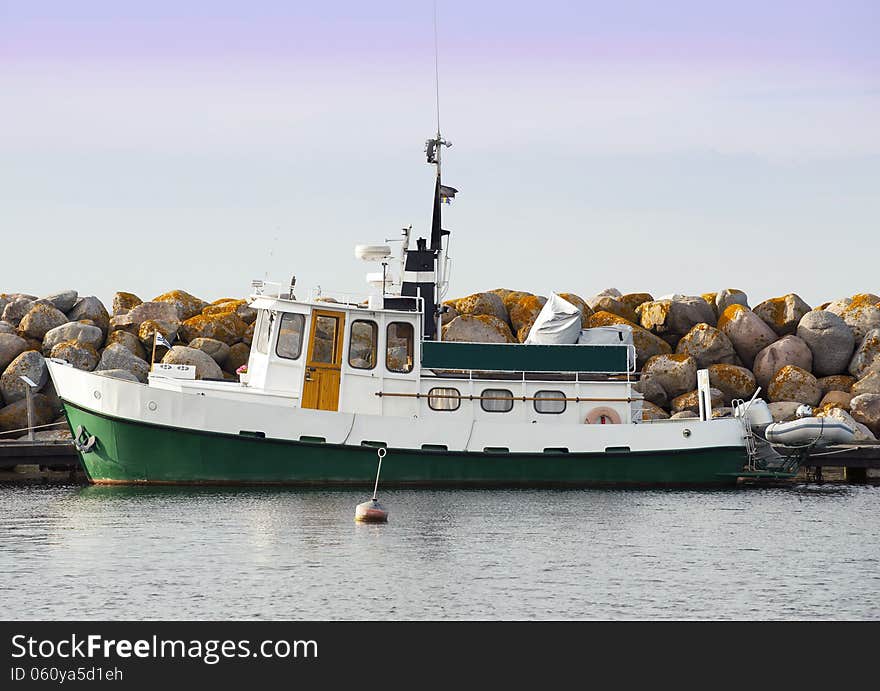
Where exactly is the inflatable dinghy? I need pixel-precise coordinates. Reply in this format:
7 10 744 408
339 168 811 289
764 417 855 447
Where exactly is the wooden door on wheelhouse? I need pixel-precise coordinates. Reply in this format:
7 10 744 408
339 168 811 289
301 309 346 411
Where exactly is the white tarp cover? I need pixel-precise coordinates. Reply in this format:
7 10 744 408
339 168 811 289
578 324 636 369
524 293 582 345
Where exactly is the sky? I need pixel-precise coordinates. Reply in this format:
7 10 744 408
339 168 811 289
2 0 878 309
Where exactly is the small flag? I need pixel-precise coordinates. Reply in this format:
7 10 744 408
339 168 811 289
439 184 458 203
155 332 174 349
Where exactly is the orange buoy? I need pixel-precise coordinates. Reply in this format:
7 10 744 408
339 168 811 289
355 448 389 523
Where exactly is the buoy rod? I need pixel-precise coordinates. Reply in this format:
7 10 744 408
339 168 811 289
372 447 386 501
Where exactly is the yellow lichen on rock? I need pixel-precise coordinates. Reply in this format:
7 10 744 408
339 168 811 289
180 312 247 346
153 290 208 321
715 303 746 332
203 299 247 316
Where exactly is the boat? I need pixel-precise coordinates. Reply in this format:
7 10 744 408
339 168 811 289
47 129 804 487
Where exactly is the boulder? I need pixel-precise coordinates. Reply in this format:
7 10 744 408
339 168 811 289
202 299 257 324
717 304 777 368
818 390 853 411
137 319 180 350
93 369 140 383
450 292 509 325
768 401 803 423
96 344 150 382
590 296 637 323
840 302 880 342
712 407 734 419
715 288 749 314
752 335 812 390
767 365 821 406
0 351 48 403
49 340 99 372
508 295 547 339
815 406 876 441
850 393 880 436
223 343 250 374
707 364 757 405
639 296 716 335
753 293 811 336
161 345 224 380
640 401 670 421
585 311 671 368
17 303 68 340
42 290 78 313
701 293 718 315
441 305 459 325
671 411 699 419
620 293 654 313
675 323 737 368
501 291 531 314
0 333 29 372
188 337 231 365
243 321 255 346
817 375 856 396
180 312 248 346
849 329 880 379
557 293 593 327
2 297 35 326
797 310 855 376
0 321 17 335
824 297 851 315
67 296 110 335
641 353 697 399
0 394 54 435
670 387 724 415
442 315 516 343
588 288 622 307
851 372 880 396
105 330 148 361
42 322 104 355
632 374 669 409
111 291 142 316
153 290 208 320
109 301 180 335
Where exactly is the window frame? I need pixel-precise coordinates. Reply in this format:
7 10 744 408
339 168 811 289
428 387 461 412
275 312 306 361
348 319 378 370
480 388 515 413
386 321 415 374
534 390 567 415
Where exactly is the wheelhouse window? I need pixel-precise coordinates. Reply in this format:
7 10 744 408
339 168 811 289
386 322 414 373
349 320 378 370
254 311 273 355
534 390 566 414
428 387 461 411
481 388 514 413
276 313 305 360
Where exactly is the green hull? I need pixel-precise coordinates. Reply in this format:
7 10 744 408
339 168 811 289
64 401 749 487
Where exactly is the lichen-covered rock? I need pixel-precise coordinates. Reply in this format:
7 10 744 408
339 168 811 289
818 390 853 411
43 290 78 313
243 321 255 346
849 328 880 379
137 319 180 350
753 293 811 336
817 375 856 396
0 321 17 335
670 387 724 415
110 301 180 335
815 406 875 441
179 311 248 346
0 394 54 434
558 293 593 327
0 350 48 403
508 294 547 339
105 330 148 361
450 292 509 325
840 301 880 342
153 290 208 321
112 291 142 316
588 288 622 307
641 353 697 399
161 345 223 380
707 364 757 405
223 343 250 374
590 296 637 324
797 309 855 377
716 304 777 368
715 288 749 314
41 322 104 355
752 335 813 390
501 290 531 314
0 333 29 372
850 393 880 436
442 315 516 343
620 293 654 313
93 369 140 383
633 374 668 409
67 296 110 335
96 344 150 382
49 340 99 371
824 297 851 315
712 407 734 419
586 311 671 367
767 365 821 406
2 297 35 327
640 401 670 421
640 296 716 336
202 299 257 324
675 323 737 369
187 337 231 365
851 372 880 396
671 411 699 419
768 401 803 422
17 303 68 340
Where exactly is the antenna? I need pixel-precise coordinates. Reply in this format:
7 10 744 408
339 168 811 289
434 0 441 140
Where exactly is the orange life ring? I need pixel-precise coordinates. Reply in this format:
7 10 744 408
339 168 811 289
585 407 621 425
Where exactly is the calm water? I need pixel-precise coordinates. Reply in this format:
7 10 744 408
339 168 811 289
1 483 878 620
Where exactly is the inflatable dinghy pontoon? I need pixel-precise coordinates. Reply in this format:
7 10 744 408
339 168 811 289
764 417 855 447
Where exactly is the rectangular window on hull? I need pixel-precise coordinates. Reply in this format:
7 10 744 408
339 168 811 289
254 311 272 355
349 320 378 370
386 322 414 373
535 390 566 414
428 387 461 411
481 389 514 413
276 313 305 360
